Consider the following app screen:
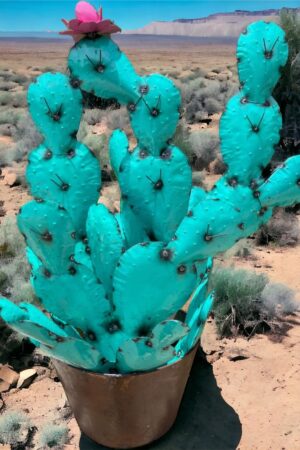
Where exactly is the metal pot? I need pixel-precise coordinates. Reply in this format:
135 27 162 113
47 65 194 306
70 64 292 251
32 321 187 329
54 344 198 449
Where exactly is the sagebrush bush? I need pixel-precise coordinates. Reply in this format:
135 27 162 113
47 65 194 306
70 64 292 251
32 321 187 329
0 411 30 445
188 130 220 170
82 133 109 166
0 142 19 166
0 80 18 91
39 424 69 449
0 91 12 106
0 123 16 136
11 91 27 108
256 208 300 246
172 122 193 163
106 107 130 132
261 283 298 316
0 217 34 303
211 267 297 337
84 108 105 126
0 108 24 125
211 267 268 336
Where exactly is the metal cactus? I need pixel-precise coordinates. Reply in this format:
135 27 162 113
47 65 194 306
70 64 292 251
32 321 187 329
1 5 299 375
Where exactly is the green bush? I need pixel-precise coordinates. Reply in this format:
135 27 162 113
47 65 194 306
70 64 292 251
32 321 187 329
211 267 268 337
0 142 19 166
82 133 109 166
106 107 130 132
0 108 24 125
0 92 12 106
39 424 69 449
211 267 298 337
188 130 220 170
84 108 105 126
0 411 30 445
261 283 298 316
256 208 300 247
0 217 34 303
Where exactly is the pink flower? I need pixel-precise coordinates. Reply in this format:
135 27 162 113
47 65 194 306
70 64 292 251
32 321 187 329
60 1 121 41
75 1 103 23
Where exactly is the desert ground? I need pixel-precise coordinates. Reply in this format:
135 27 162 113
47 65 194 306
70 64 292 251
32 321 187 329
0 35 299 450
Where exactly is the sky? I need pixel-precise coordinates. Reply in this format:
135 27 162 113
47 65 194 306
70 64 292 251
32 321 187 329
0 1 299 32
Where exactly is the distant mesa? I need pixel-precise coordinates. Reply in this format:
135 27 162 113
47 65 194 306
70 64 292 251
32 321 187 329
124 8 299 37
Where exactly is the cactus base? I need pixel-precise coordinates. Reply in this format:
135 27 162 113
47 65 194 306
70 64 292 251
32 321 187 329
53 343 199 449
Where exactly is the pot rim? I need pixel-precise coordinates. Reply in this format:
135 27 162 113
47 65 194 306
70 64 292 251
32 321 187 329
53 341 199 379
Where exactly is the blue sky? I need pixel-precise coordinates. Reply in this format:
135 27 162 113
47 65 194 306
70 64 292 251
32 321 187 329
0 1 298 32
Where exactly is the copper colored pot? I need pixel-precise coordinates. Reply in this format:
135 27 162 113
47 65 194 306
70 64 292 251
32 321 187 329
53 344 198 449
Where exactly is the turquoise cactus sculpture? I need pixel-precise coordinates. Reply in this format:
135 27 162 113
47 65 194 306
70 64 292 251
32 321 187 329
1 8 299 375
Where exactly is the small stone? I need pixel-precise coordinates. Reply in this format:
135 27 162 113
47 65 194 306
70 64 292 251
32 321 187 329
17 368 37 389
228 354 249 362
2 168 17 187
0 365 19 388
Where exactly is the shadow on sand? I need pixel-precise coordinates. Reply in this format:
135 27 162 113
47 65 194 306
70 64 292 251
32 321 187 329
79 351 242 450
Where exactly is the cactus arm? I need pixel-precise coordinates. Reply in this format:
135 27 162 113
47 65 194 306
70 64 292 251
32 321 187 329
151 320 189 348
116 320 188 373
167 185 271 262
260 155 300 207
116 145 192 242
237 21 288 103
175 292 214 357
113 242 197 336
18 201 76 274
86 204 125 296
28 73 83 153
128 74 181 155
188 186 207 209
26 141 101 237
68 36 141 104
0 298 106 371
109 129 130 176
32 264 112 344
220 93 282 185
74 241 93 270
115 202 149 248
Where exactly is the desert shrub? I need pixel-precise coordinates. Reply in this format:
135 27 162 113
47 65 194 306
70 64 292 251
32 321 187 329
11 91 27 108
0 217 34 303
106 107 130 132
204 97 223 115
179 75 238 124
84 108 105 126
0 80 18 91
11 114 43 161
261 283 298 316
0 123 16 136
39 424 69 449
172 122 193 162
0 141 19 166
192 171 205 187
188 130 220 170
211 267 297 337
0 91 12 106
9 72 28 84
211 267 268 337
226 240 253 259
0 411 30 445
0 108 24 125
210 156 227 175
256 209 300 247
82 133 109 167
